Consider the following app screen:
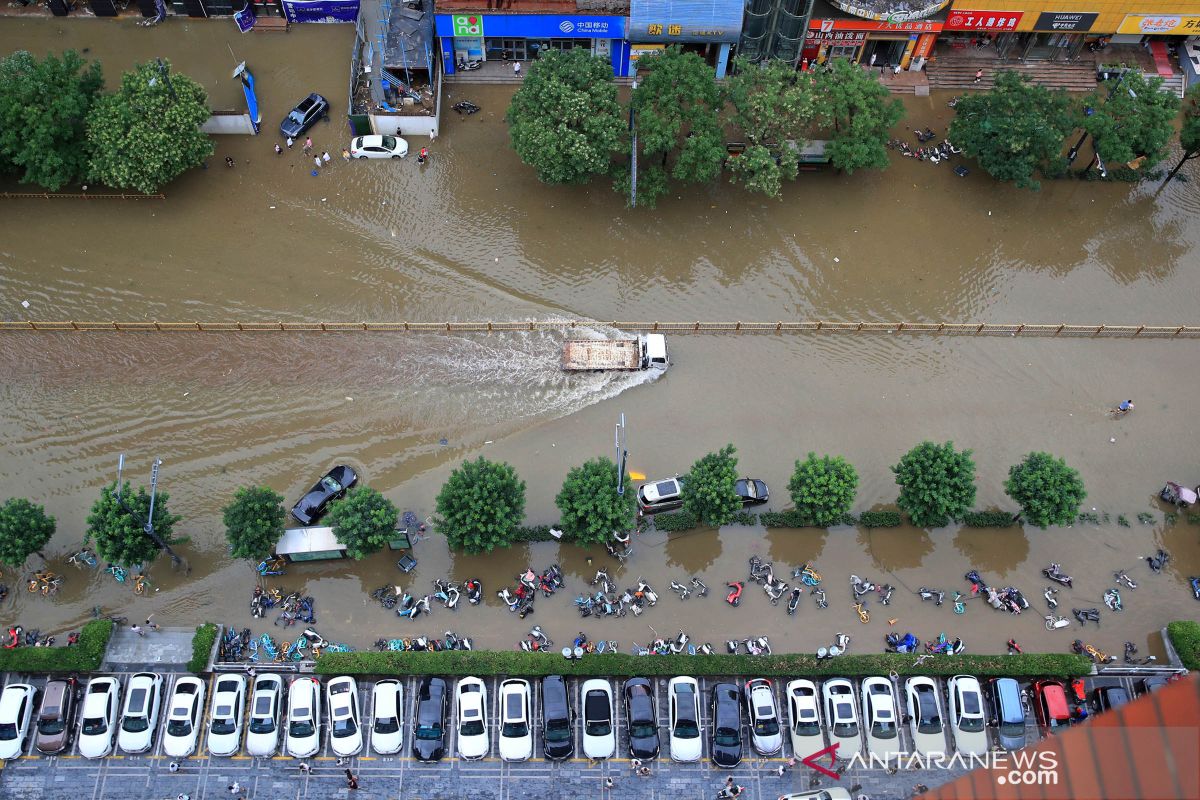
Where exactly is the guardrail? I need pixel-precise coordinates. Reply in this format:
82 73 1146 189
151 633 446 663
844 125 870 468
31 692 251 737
0 192 166 200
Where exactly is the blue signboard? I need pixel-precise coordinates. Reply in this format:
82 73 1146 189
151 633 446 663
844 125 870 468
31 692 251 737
629 0 742 42
434 14 625 40
234 5 256 32
281 0 358 23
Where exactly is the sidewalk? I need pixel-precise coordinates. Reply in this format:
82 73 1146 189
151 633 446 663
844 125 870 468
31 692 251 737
100 625 197 672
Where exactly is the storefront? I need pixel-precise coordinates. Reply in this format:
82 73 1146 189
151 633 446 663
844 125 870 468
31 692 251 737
802 13 944 69
1113 13 1200 42
628 0 745 78
435 13 630 76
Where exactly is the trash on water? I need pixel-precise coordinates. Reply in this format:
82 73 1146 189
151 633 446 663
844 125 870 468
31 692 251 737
345 397 354 402
21 300 30 308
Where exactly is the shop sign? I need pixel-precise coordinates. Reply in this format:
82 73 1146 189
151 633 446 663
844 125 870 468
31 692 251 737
805 29 867 44
280 0 359 23
945 10 1022 31
629 0 743 43
1032 12 1097 31
809 17 942 32
451 14 484 37
435 14 625 39
828 0 950 23
1117 14 1200 35
630 43 665 63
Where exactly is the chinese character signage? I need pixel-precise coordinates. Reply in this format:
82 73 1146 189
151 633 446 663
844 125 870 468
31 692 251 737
809 17 943 33
629 0 743 43
281 0 359 22
436 14 624 39
805 29 868 44
945 10 1022 31
1117 14 1200 34
827 0 950 23
1032 12 1097 31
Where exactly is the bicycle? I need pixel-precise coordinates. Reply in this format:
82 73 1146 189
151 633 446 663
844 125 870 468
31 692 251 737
256 556 287 576
67 548 97 568
106 564 127 583
91 607 128 625
132 573 150 595
27 571 63 596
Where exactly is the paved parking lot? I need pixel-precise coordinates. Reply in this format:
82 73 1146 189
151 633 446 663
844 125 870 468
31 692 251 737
0 670 1163 800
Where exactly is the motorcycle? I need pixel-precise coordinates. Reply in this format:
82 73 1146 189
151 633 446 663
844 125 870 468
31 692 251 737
605 541 632 561
465 579 483 605
690 577 709 597
670 580 691 600
725 581 744 607
763 577 788 605
1044 587 1059 609
1072 607 1101 626
914 126 936 142
965 570 988 595
1103 587 1123 612
1123 641 1156 665
669 629 690 654
635 579 658 606
877 584 895 606
1113 570 1137 590
918 587 946 606
850 574 876 598
1146 548 1170 573
590 569 612 589
886 632 919 653
452 100 481 115
1042 563 1074 587
1191 577 1200 600
787 587 803 616
745 636 771 655
456 59 482 71
812 587 828 609
748 556 775 585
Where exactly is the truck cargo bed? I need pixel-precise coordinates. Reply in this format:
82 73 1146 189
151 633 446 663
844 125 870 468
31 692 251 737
562 339 639 371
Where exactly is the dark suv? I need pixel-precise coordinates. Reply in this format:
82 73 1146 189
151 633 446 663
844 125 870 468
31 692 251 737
279 93 329 139
412 677 447 762
710 682 742 768
541 675 574 760
35 678 77 754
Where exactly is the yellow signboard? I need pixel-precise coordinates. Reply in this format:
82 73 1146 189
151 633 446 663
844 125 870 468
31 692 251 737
1117 13 1200 34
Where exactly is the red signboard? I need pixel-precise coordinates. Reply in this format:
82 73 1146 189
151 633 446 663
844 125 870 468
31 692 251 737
809 17 943 32
945 10 1023 30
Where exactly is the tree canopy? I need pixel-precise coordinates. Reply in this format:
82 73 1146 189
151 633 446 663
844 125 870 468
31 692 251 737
1083 72 1179 172
724 57 816 197
222 486 286 560
811 58 904 174
948 70 1075 190
682 444 742 528
0 50 103 191
1004 452 1086 529
87 60 213 194
787 453 858 527
507 48 627 185
328 486 399 560
0 498 57 568
555 457 636 546
435 457 526 554
892 441 976 528
1165 82 1200 183
85 481 181 568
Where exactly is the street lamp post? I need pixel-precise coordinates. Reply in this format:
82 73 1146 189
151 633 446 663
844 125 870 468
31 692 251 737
114 453 183 567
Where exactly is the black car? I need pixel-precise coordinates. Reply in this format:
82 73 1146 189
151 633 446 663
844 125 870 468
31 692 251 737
735 477 770 506
1141 676 1169 695
624 678 660 760
412 677 447 762
710 682 742 768
280 93 329 138
1096 686 1130 712
290 465 357 525
541 675 574 760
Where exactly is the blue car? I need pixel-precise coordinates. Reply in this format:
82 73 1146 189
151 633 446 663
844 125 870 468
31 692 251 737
280 93 329 139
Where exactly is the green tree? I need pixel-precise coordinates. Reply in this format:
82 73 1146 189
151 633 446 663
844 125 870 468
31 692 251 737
0 498 57 568
617 46 725 208
725 57 816 197
0 50 103 191
435 457 526 554
85 481 182 568
891 441 976 528
507 48 627 184
787 453 858 527
1164 82 1200 184
682 444 741 528
555 457 636 546
1083 72 1179 172
327 486 399 560
1004 452 1086 529
810 58 904 174
948 70 1075 190
222 486 286 560
86 60 214 194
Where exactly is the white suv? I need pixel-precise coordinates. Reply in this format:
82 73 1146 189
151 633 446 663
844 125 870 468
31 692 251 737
370 680 403 755
206 675 246 757
498 679 532 762
456 677 489 760
327 677 362 757
581 679 615 759
744 678 783 755
78 677 121 759
785 679 825 760
162 677 206 758
245 674 284 757
117 673 163 754
286 677 321 758
0 683 37 760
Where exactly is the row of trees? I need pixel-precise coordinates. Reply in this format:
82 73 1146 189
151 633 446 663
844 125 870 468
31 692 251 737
0 50 214 194
507 48 903 205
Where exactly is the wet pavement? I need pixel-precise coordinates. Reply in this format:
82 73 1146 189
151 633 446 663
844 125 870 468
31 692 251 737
1 18 1200 662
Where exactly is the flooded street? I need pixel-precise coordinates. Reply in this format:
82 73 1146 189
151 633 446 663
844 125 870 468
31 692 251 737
1 18 1199 660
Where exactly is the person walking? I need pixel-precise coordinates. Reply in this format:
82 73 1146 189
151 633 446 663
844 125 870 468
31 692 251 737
513 61 521 76
605 777 614 789
777 763 789 777
973 68 984 84
345 769 359 790
286 136 295 149
224 157 235 168
274 143 283 155
322 151 331 166
145 615 160 632
168 761 180 773
298 762 311 775
342 148 351 162
130 624 145 637
227 782 243 796
314 156 322 172
303 136 313 155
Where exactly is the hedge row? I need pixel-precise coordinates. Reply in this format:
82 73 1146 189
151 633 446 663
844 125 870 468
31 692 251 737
188 623 219 673
314 650 1091 679
0 620 113 673
961 510 1017 528
653 509 1017 532
1168 620 1200 671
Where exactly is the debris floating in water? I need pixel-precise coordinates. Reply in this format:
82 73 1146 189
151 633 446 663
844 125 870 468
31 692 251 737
439 437 448 446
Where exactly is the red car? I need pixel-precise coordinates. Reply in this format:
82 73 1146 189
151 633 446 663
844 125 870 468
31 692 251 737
1032 680 1070 732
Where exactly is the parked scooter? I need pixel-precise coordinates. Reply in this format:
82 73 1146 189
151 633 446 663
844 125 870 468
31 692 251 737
690 576 710 597
452 100 481 115
918 587 946 606
1072 607 1101 626
1103 587 1123 612
1042 563 1074 587
1123 641 1156 665
456 59 482 71
1145 549 1171 573
787 587 803 616
725 581 744 607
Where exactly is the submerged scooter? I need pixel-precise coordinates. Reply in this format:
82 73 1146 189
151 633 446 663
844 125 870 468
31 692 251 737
1042 563 1074 587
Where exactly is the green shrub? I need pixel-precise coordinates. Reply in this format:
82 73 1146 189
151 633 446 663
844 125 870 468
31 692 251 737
759 510 858 529
1168 620 1200 670
651 509 698 532
0 620 112 673
315 649 1091 679
961 510 1017 528
188 622 218 673
730 511 759 526
860 511 902 528
510 525 561 543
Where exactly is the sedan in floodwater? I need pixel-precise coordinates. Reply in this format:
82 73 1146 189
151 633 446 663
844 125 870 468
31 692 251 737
348 135 409 159
280 93 329 139
735 477 770 506
290 465 357 525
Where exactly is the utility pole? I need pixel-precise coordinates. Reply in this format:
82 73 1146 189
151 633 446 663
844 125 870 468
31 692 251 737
614 413 628 496
114 454 182 567
629 80 638 208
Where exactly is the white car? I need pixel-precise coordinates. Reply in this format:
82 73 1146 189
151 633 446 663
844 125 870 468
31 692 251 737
861 677 901 762
78 677 121 759
947 675 989 756
348 134 409 159
162 677 206 758
117 672 163 754
581 679 615 759
905 677 947 757
667 677 702 762
744 678 783 755
245 674 284 757
455 677 489 760
0 683 37 760
821 678 861 760
498 679 532 762
785 679 825 760
327 676 363 757
370 680 403 755
779 790 853 800
286 677 322 758
207 674 246 757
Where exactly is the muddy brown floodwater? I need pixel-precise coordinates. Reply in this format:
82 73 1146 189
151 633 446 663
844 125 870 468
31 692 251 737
1 19 1199 661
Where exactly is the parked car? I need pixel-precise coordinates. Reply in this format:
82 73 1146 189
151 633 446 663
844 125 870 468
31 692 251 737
710 682 742 768
785 679 825 761
778 790 853 800
286 677 322 758
290 464 357 525
541 675 574 760
637 477 683 514
412 676 447 762
34 678 78 755
327 676 362 757
280 93 329 139
1032 680 1070 733
348 135 409 159
498 679 533 762
1095 685 1130 712
245 674 284 757
987 678 1026 751
455 677 489 760
624 677 660 760
162 677 206 758
743 678 782 755
78 677 121 759
861 677 901 761
117 673 163 754
207 674 246 757
735 477 770 506
903 677 946 757
1141 676 1169 695
667 676 702 762
821 678 861 759
370 680 403 755
581 679 615 760
946 675 988 756
0 683 37 760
